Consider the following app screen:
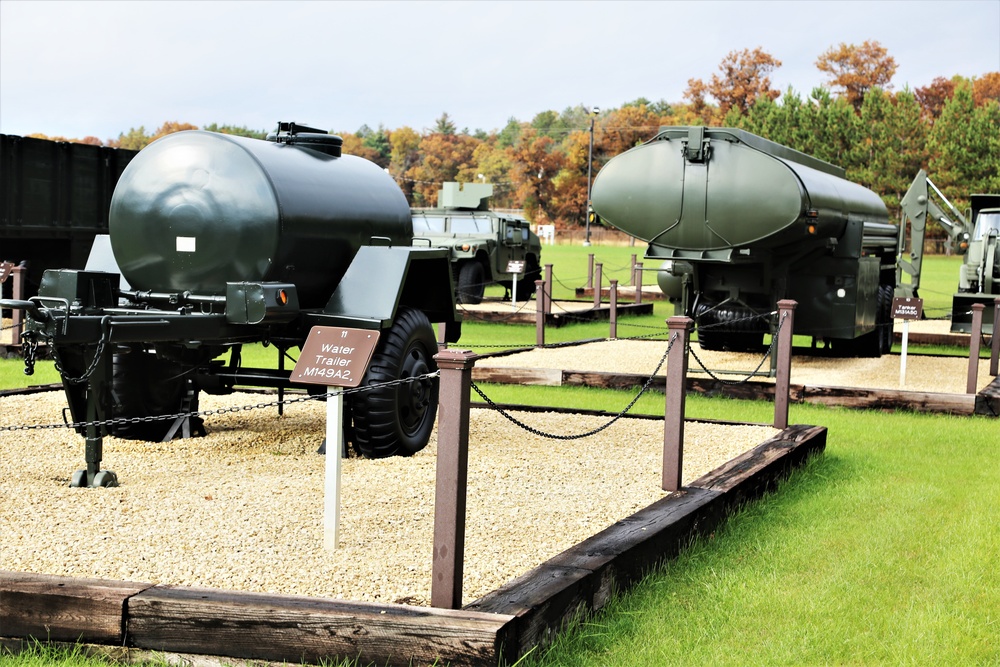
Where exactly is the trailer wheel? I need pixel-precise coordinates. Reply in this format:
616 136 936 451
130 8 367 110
110 347 198 441
352 307 438 459
457 261 486 304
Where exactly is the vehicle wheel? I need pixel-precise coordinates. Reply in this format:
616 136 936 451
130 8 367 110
352 307 438 459
110 347 198 441
457 261 486 305
516 258 542 300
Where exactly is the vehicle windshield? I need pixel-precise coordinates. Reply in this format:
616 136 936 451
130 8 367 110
412 215 447 233
450 216 493 234
974 211 1000 240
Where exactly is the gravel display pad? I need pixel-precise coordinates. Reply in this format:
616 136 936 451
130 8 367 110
0 391 775 607
479 339 996 394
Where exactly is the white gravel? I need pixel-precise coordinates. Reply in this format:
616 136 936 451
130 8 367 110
0 389 775 607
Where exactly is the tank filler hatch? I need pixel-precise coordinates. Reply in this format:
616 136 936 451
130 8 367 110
267 121 343 157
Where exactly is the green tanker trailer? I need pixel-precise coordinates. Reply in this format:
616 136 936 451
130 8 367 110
591 126 897 356
2 122 461 486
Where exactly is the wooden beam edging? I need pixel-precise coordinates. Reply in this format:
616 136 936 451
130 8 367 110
465 424 827 659
2 425 825 666
0 574 517 666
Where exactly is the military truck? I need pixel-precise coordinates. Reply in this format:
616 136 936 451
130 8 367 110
592 126 898 356
412 182 542 304
897 170 999 334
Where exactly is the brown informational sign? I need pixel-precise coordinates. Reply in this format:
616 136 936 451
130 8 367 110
291 327 380 387
506 260 525 274
891 296 924 320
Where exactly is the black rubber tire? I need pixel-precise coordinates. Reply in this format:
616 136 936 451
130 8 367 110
109 347 195 441
516 257 542 300
351 307 439 459
457 261 486 305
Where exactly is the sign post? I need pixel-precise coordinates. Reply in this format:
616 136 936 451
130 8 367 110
291 327 380 550
507 259 525 310
892 297 923 388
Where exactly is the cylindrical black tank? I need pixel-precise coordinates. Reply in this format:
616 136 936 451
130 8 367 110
109 130 411 307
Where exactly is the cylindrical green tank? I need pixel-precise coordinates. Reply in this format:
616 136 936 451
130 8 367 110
592 127 897 356
592 126 888 252
109 130 411 307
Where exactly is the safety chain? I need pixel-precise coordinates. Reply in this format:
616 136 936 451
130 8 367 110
18 330 39 376
49 319 112 385
0 372 440 433
687 311 787 385
470 333 676 440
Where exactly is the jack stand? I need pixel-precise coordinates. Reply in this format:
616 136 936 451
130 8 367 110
161 382 206 441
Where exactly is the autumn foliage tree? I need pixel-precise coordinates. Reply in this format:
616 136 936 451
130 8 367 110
816 40 897 112
17 39 996 230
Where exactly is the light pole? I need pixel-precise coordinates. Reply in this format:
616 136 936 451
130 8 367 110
584 106 600 247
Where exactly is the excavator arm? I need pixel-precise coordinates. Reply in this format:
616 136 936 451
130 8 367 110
895 170 971 298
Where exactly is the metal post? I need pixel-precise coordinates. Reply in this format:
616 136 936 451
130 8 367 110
431 349 476 609
663 316 692 492
991 298 999 376
586 254 594 289
593 263 603 307
634 262 643 305
967 303 985 394
609 280 618 339
535 280 546 347
774 300 797 429
584 109 598 246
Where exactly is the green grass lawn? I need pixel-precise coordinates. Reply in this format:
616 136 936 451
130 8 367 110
521 392 1000 666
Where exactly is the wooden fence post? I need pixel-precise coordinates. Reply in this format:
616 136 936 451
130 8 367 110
544 264 554 315
663 316 692 492
11 264 26 343
586 254 594 289
634 262 643 305
991 297 999 377
535 280 546 348
774 300 797 429
609 280 618 339
630 254 637 286
967 303 985 394
593 264 603 307
431 349 476 609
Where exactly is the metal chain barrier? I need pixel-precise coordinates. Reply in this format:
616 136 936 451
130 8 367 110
470 333 676 440
0 372 440 433
687 311 785 385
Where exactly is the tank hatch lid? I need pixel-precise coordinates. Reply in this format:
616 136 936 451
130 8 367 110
651 126 846 179
437 181 493 210
267 121 343 157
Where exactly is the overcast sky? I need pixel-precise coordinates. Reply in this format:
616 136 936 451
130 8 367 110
1 0 998 143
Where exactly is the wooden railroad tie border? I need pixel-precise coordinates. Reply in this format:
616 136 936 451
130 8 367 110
1 424 826 666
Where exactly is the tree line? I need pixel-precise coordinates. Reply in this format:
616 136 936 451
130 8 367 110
27 41 1000 234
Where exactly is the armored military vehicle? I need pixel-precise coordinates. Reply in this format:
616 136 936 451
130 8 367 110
412 182 542 304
